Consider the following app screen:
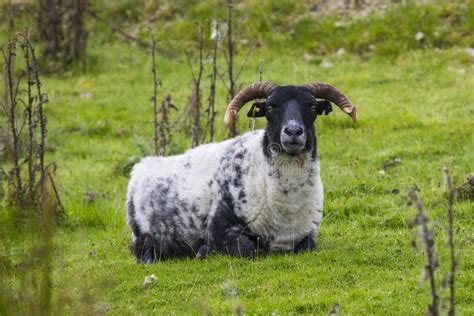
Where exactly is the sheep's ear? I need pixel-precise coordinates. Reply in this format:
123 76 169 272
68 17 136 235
315 100 333 116
246 101 266 118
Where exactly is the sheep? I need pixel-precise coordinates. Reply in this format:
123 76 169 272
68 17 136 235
126 81 357 263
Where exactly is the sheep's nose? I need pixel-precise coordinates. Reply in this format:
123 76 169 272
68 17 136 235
283 126 303 136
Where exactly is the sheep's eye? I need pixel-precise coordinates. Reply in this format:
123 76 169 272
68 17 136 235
311 105 317 112
267 105 273 113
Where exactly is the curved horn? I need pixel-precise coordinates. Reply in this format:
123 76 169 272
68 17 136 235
224 81 278 125
304 81 358 123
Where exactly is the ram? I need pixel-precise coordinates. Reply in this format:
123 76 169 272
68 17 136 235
126 81 357 263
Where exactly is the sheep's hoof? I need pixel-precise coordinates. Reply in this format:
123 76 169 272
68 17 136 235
136 248 155 264
196 245 208 259
137 258 154 265
294 235 316 253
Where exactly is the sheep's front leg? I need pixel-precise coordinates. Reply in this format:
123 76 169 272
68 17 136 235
211 229 257 257
294 233 316 253
207 201 257 258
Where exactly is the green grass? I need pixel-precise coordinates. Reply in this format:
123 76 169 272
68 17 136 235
1 2 474 314
87 0 473 59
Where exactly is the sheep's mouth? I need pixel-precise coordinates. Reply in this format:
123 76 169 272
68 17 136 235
281 141 305 154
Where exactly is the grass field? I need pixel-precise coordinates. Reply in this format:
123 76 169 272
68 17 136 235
1 1 474 314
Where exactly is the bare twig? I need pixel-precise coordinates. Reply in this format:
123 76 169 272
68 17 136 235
0 167 5 201
202 21 219 143
223 0 254 138
185 52 197 82
22 35 67 222
46 163 65 220
19 30 37 204
249 60 264 131
149 31 175 156
225 0 238 138
4 36 24 203
234 43 255 82
158 95 176 155
216 69 229 90
24 38 47 191
150 32 160 155
190 23 204 148
173 21 207 141
443 167 457 316
408 188 439 316
1 33 64 228
13 67 25 104
0 100 7 116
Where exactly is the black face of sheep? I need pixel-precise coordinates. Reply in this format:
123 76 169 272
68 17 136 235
224 81 358 156
251 86 335 155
